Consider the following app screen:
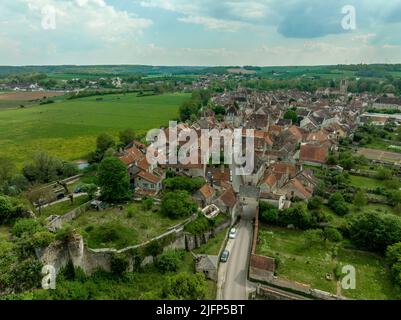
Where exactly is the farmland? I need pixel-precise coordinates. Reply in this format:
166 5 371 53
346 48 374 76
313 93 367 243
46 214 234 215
0 92 189 166
0 91 67 109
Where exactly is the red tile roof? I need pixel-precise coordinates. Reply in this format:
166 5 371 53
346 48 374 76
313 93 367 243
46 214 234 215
119 146 143 166
300 144 328 164
271 163 296 178
218 187 237 209
288 125 303 141
199 184 215 199
137 170 162 184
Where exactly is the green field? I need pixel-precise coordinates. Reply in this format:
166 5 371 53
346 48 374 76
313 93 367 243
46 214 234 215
257 226 401 299
0 92 189 166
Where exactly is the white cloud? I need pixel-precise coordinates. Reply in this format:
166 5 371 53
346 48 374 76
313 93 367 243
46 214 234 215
178 15 249 32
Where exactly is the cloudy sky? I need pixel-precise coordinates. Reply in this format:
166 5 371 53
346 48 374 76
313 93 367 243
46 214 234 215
1 0 401 66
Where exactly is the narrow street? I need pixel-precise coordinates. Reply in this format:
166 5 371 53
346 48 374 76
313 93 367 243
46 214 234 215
218 205 255 300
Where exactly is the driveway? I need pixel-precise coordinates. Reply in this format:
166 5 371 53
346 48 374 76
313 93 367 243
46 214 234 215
218 205 255 300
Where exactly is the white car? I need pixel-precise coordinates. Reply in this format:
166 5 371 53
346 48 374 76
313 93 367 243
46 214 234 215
229 228 237 239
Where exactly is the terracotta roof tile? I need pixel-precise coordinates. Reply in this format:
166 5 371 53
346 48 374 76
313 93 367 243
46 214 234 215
219 187 236 209
300 144 328 164
137 171 162 184
199 184 215 199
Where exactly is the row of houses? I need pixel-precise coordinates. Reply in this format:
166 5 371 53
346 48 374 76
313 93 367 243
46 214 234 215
116 86 383 213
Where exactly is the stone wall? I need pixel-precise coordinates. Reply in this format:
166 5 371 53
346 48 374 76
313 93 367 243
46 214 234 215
184 220 231 251
37 215 229 276
46 200 91 232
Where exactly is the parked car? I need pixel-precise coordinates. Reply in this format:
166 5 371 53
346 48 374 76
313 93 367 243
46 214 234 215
220 250 230 263
229 228 237 239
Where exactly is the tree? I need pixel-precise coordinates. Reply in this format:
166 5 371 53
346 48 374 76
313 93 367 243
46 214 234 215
161 191 198 219
308 196 324 210
323 227 343 242
119 128 136 146
386 242 401 286
161 272 208 300
283 110 298 124
81 184 98 200
61 162 79 178
329 192 349 216
353 191 367 209
164 176 205 193
376 167 392 180
155 250 183 273
25 187 53 214
98 157 130 203
279 203 313 230
22 151 63 183
259 202 279 224
96 133 115 155
348 212 401 252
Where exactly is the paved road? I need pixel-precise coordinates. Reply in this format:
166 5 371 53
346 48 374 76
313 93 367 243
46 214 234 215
219 205 255 300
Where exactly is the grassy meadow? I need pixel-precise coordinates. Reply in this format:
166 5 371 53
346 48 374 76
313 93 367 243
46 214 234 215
0 92 189 167
257 226 401 300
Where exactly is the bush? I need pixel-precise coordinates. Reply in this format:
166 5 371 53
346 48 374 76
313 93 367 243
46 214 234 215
110 254 129 276
184 216 210 235
163 176 205 193
31 231 55 248
12 219 43 238
308 197 324 210
55 225 75 242
142 197 154 211
386 242 401 286
279 203 313 230
155 250 183 273
145 240 163 257
0 195 14 223
324 227 343 242
259 202 279 224
161 191 198 219
329 192 349 216
161 272 208 300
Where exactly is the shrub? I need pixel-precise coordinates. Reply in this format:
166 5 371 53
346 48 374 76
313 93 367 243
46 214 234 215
12 219 43 238
155 250 183 273
31 231 55 248
161 272 208 300
110 254 129 276
142 197 154 211
145 240 163 257
163 176 205 193
308 197 324 210
324 227 343 242
161 191 198 219
259 203 279 224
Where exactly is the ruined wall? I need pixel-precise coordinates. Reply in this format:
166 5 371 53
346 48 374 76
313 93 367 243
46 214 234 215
185 220 230 251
